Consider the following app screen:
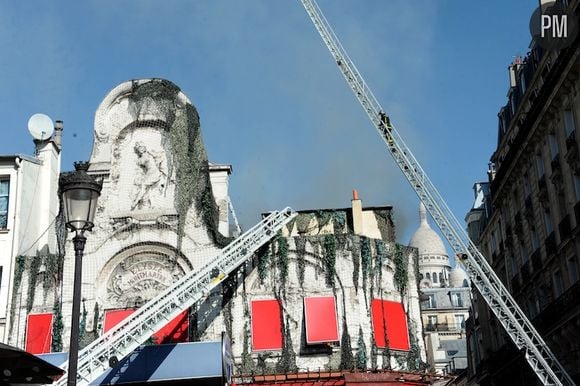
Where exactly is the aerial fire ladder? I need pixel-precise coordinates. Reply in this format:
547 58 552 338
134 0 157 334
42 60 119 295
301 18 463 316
55 207 296 386
300 1 575 385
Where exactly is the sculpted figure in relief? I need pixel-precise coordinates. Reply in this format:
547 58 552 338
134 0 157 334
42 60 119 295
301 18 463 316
131 141 170 210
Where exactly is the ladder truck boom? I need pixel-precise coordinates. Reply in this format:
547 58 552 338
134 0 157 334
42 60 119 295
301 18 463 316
300 1 574 385
55 207 297 386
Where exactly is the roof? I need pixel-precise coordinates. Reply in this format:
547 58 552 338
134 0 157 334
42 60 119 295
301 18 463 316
409 203 448 258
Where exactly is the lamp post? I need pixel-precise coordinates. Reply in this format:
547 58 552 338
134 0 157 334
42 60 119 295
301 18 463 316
59 161 102 386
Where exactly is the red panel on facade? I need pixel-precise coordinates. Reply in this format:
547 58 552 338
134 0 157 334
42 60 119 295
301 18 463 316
304 296 339 344
154 310 189 344
25 313 53 354
251 299 283 351
371 299 410 351
104 309 136 333
104 309 188 343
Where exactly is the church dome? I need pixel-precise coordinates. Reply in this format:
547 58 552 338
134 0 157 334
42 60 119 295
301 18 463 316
409 203 447 257
449 266 469 288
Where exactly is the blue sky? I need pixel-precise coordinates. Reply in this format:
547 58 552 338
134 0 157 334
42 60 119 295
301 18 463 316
0 1 537 249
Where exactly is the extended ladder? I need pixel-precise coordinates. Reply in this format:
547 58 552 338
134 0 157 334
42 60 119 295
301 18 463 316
300 1 575 385
55 207 296 386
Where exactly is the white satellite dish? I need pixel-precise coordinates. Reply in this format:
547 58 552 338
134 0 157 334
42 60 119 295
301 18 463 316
28 113 54 141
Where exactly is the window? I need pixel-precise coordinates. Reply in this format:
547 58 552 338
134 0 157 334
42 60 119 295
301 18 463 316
426 272 431 281
553 270 564 298
303 296 339 344
519 70 526 94
563 110 576 137
428 315 437 327
419 273 424 280
544 210 554 234
451 293 463 308
439 272 444 284
25 313 53 354
251 299 283 351
371 299 410 351
454 314 466 330
531 227 540 251
0 179 9 229
568 257 579 284
574 175 580 201
549 134 559 160
536 153 545 177
425 294 437 309
432 272 438 283
523 173 531 196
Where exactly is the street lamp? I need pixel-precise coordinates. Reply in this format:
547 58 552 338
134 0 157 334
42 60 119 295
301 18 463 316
59 161 102 386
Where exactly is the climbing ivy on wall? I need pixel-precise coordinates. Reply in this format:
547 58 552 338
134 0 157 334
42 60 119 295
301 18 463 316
128 80 230 250
356 327 367 370
51 299 63 352
350 238 360 293
323 235 336 287
276 316 297 373
295 213 314 234
26 254 42 312
240 322 254 374
294 237 306 288
276 237 289 286
315 211 332 233
92 302 100 340
8 255 26 337
339 317 354 370
360 237 371 296
374 210 395 242
256 244 271 284
332 211 347 233
393 244 409 296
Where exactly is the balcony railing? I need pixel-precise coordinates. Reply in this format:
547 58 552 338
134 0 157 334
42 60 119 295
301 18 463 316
425 322 465 332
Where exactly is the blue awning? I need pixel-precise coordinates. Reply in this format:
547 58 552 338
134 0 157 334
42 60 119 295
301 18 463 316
38 342 225 386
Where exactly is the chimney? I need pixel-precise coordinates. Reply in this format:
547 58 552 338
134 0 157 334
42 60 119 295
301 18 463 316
351 189 363 235
53 120 63 150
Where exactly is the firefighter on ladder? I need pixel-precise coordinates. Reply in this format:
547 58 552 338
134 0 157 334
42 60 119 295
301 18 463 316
379 111 395 148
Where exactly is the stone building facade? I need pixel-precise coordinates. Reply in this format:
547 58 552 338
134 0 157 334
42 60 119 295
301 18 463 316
7 79 428 377
0 134 61 347
465 4 580 383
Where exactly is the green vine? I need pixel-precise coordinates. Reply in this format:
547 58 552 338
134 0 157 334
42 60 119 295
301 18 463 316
339 317 354 370
361 237 371 297
240 322 254 374
256 244 271 284
315 210 332 233
9 255 26 337
394 244 409 296
26 254 42 312
276 237 289 286
285 217 296 235
323 235 336 287
375 210 395 242
51 299 63 352
276 316 297 373
92 302 100 340
128 80 230 251
332 211 347 233
351 238 360 293
370 333 378 369
296 213 314 234
295 236 306 288
406 319 422 371
356 327 367 370
43 253 61 292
